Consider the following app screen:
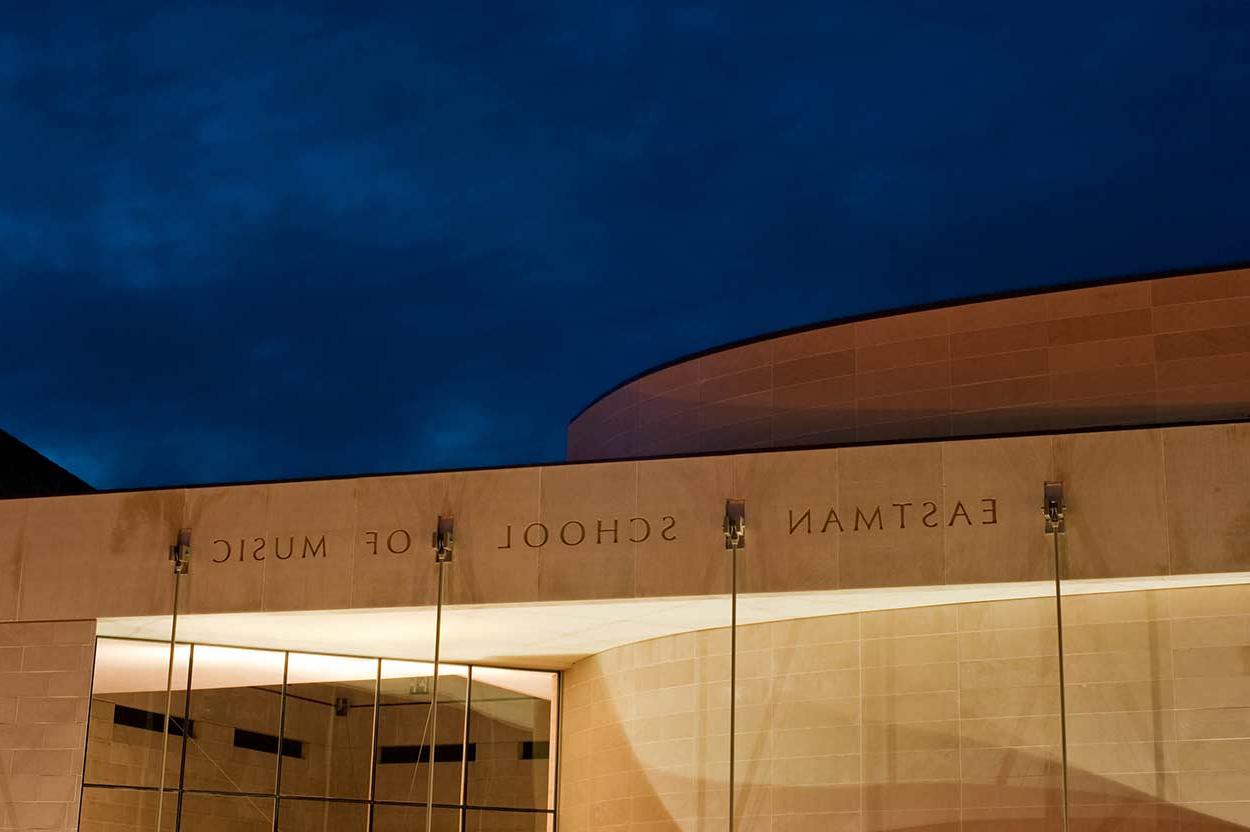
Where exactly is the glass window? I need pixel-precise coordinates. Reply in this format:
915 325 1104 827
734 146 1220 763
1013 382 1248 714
79 785 172 832
464 809 552 831
178 792 274 832
374 660 469 805
371 804 460 832
465 667 558 811
82 642 559 828
84 638 190 790
276 797 368 831
183 645 286 795
279 653 378 800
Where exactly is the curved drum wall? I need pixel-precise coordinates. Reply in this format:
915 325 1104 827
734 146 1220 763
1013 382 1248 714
568 267 1250 460
561 585 1250 831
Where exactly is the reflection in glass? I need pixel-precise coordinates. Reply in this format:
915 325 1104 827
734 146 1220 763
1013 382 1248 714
79 785 172 832
464 809 551 832
371 804 460 832
84 639 190 789
279 653 378 800
374 660 469 805
276 797 368 831
178 792 273 832
82 641 560 829
183 645 286 794
466 667 558 810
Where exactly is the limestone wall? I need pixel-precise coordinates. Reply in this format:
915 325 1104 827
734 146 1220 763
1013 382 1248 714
0 620 94 832
560 585 1250 831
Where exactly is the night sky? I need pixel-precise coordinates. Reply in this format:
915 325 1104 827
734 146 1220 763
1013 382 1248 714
3 2 1249 489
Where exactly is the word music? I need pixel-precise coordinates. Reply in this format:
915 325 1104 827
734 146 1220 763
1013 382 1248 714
211 535 327 562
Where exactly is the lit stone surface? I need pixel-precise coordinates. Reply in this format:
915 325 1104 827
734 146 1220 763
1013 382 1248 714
3 267 1250 830
6 422 1248 624
0 620 94 832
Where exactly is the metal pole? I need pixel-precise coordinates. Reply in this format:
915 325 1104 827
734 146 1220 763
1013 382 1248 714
728 539 738 832
426 559 445 832
458 666 472 832
1051 530 1070 832
173 645 194 832
271 652 290 832
156 566 183 832
367 658 381 832
722 499 744 832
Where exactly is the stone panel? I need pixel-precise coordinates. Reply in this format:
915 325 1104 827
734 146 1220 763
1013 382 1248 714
569 267 1250 461
0 619 94 832
17 491 183 621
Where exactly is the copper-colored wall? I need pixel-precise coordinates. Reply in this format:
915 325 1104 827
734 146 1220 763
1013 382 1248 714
568 267 1250 460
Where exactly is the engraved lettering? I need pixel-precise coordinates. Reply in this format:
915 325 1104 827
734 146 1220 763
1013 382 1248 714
893 502 912 529
789 508 812 535
387 529 411 554
628 517 650 543
596 518 618 545
821 509 844 533
981 498 998 525
275 536 294 560
524 522 549 548
948 501 972 526
251 536 266 561
660 515 677 541
922 501 939 528
302 536 327 559
854 506 883 531
365 530 379 555
212 539 231 563
560 520 586 546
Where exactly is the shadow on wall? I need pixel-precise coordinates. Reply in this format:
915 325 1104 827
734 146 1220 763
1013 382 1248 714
566 704 1250 830
560 589 1250 831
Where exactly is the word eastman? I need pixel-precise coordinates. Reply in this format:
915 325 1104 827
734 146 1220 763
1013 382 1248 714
788 498 998 534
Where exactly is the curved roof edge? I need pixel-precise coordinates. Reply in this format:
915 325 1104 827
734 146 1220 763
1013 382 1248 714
569 257 1250 425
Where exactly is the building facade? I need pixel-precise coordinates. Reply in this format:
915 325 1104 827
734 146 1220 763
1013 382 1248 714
2 265 1250 832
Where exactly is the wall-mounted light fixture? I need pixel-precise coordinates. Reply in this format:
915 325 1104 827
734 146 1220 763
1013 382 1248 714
169 528 191 574
1042 482 1065 534
724 499 746 550
432 515 454 563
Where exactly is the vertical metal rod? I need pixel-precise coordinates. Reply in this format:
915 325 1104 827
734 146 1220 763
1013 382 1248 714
155 567 183 832
271 652 290 832
367 658 382 832
75 635 101 832
174 645 195 832
426 560 446 832
1051 531 1070 832
551 671 563 832
458 666 472 832
728 541 738 832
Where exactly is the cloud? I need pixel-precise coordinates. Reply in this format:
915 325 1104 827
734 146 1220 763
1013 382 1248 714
1 0 1248 487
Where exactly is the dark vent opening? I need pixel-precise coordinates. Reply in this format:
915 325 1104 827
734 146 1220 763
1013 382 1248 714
112 704 194 738
520 741 550 760
378 743 476 764
233 728 303 759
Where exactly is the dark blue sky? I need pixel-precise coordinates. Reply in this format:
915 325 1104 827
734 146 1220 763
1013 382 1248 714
3 1 1249 489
